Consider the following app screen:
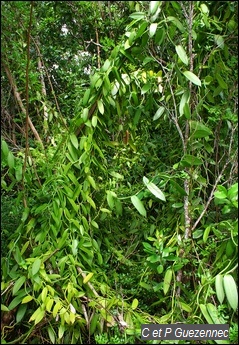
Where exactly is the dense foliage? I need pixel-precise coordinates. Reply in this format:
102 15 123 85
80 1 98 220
1 1 238 344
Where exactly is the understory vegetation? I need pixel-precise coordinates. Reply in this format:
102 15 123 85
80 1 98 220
1 1 238 344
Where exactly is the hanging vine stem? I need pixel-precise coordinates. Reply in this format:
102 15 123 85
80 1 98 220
22 1 34 207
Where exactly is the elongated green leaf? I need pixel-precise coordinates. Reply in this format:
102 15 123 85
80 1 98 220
183 71 201 86
216 74 228 89
48 326 55 344
129 12 145 20
22 295 34 304
215 275 225 304
223 275 238 311
179 302 192 312
34 309 45 325
82 89 91 106
135 21 148 39
214 35 224 49
32 258 41 276
131 195 147 217
166 16 185 32
203 226 211 243
82 108 89 121
163 269 173 295
149 23 158 37
131 298 138 310
183 102 191 119
97 99 104 115
153 106 165 120
1 139 9 157
190 121 213 138
9 294 26 310
101 59 111 72
200 304 214 324
92 115 97 128
16 304 27 323
149 1 160 15
181 155 203 167
15 165 23 181
141 83 151 94
170 180 187 196
200 3 209 13
7 151 15 169
70 134 78 150
179 91 190 116
143 177 166 201
83 272 94 284
87 175 96 189
1 304 9 312
176 45 188 65
13 276 26 296
206 303 224 324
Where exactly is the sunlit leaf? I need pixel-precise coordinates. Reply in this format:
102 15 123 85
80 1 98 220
149 23 158 38
131 195 147 217
183 71 201 86
175 45 188 65
83 272 94 284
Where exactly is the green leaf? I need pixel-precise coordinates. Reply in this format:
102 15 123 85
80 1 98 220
166 16 185 32
203 226 211 243
83 272 94 284
216 74 228 89
32 258 41 276
200 3 209 13
141 83 151 94
34 309 45 325
215 275 225 304
175 45 188 65
22 295 34 304
7 151 15 169
48 326 56 344
131 195 147 217
135 21 148 39
206 303 224 324
143 176 166 201
82 108 89 121
15 165 23 182
1 139 9 157
149 1 160 16
16 304 27 323
13 276 26 296
181 155 203 167
170 180 187 196
223 275 238 311
183 71 201 86
199 304 214 324
101 59 111 72
70 134 78 150
1 304 9 312
179 91 190 116
87 175 96 189
163 269 173 295
129 12 145 20
92 115 97 128
82 89 91 106
149 23 158 38
183 102 191 119
153 106 165 120
190 121 213 138
214 35 224 49
9 294 26 310
179 302 192 312
131 298 139 310
97 99 104 115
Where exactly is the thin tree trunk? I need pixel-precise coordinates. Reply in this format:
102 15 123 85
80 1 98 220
3 62 44 148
